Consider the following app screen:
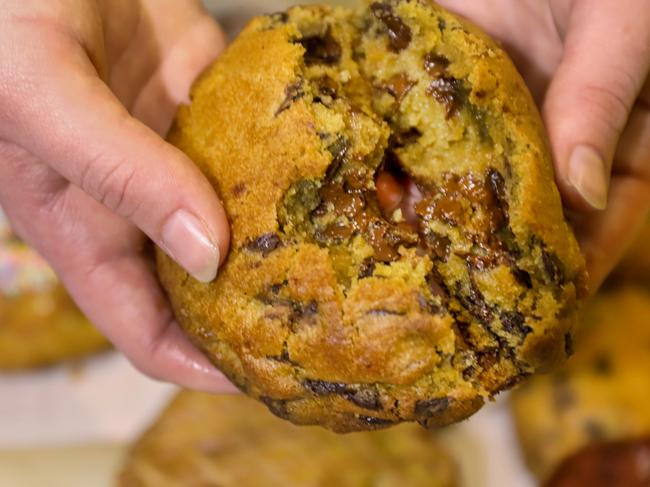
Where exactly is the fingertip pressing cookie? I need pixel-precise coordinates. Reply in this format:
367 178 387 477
158 0 586 432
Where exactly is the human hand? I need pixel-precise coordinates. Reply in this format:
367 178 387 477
435 0 650 290
0 0 236 392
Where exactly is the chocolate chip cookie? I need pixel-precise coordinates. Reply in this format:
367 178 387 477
158 0 586 432
545 437 650 487
0 210 108 369
119 392 457 487
511 286 650 481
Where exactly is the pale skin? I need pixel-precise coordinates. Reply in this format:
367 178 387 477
0 0 648 392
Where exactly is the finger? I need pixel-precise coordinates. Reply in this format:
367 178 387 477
0 145 237 393
573 175 650 290
1 32 229 284
543 0 650 211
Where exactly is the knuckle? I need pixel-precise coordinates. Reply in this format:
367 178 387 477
79 154 140 218
578 80 633 132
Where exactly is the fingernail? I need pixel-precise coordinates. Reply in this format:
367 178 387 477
567 145 609 211
161 210 220 282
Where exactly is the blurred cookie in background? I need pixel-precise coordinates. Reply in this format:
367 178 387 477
544 436 650 487
119 392 458 487
510 286 650 482
0 210 109 370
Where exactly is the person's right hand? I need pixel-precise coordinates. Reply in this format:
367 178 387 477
436 0 650 291
0 0 236 392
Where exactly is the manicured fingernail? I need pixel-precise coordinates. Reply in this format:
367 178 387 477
161 210 220 282
568 145 609 211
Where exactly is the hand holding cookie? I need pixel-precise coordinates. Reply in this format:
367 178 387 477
0 0 235 392
436 0 650 289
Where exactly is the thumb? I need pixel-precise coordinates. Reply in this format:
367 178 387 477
2 45 230 283
543 0 650 211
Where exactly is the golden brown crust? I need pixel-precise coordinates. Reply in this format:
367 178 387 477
119 392 457 487
159 1 585 432
511 286 650 481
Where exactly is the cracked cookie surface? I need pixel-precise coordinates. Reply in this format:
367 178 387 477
119 392 457 487
158 0 586 432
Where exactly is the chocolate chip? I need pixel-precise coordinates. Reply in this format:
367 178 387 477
358 258 377 279
424 53 450 77
427 76 463 118
304 380 381 410
305 379 350 396
542 248 566 285
325 137 350 180
422 232 451 261
487 168 508 212
356 415 395 427
268 12 289 24
438 17 447 32
370 3 412 52
565 332 575 357
501 311 532 338
316 76 338 99
456 280 493 326
275 80 304 116
260 396 290 419
299 27 342 66
377 73 416 103
512 268 533 289
246 233 283 256
390 127 422 148
267 343 298 366
426 270 449 300
415 397 451 420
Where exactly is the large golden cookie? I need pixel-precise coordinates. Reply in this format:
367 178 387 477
159 1 585 432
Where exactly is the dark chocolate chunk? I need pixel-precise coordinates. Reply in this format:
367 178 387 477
542 248 566 285
231 182 247 197
390 127 422 148
275 80 304 116
415 397 451 417
356 415 395 427
424 52 450 77
304 380 381 410
305 379 350 396
268 12 289 24
260 396 290 419
512 268 533 289
378 73 416 103
487 168 508 212
299 27 342 66
347 389 382 411
456 280 493 326
427 76 463 118
370 2 412 52
565 332 575 357
358 258 377 279
501 311 533 338
246 233 283 256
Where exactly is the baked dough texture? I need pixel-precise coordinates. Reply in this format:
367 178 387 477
511 286 650 481
159 1 586 432
119 392 457 487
